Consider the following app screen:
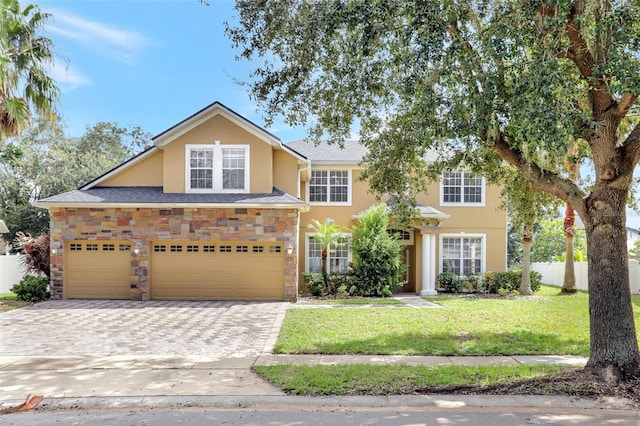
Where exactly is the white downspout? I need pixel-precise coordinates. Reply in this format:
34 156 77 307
297 160 311 199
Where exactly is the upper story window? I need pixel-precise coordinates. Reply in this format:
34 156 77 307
186 142 250 193
309 169 351 205
440 171 485 206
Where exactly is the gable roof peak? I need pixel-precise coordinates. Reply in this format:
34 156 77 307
153 101 282 148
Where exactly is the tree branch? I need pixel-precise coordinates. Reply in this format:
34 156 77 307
623 124 640 168
490 133 588 220
616 94 638 117
541 1 614 113
564 2 613 109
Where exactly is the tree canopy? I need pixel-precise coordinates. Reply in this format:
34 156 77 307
227 0 640 381
531 217 588 262
0 117 151 247
0 0 58 138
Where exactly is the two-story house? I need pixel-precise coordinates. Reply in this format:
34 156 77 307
35 101 507 301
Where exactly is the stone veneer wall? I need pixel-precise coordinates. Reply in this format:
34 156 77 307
49 207 299 301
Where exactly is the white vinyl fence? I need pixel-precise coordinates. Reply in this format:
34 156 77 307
0 255 27 294
531 259 640 294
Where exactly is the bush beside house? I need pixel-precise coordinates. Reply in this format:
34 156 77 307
350 204 405 297
436 270 543 295
302 204 405 298
10 275 49 302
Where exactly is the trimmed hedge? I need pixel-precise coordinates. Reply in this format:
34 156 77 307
436 270 542 294
302 271 354 297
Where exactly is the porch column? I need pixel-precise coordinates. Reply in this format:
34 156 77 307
420 232 437 296
430 232 437 291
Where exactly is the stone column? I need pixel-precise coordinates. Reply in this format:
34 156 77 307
131 241 150 301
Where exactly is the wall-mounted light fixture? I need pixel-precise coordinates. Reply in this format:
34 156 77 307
133 242 143 256
50 241 61 256
286 243 294 255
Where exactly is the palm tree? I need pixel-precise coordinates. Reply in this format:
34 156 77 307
308 218 347 276
1 0 58 138
562 146 580 294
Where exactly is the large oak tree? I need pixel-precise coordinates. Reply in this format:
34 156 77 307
227 0 640 382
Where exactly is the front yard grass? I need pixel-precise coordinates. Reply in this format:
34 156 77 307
253 364 568 395
0 293 30 312
301 297 402 305
253 363 640 401
275 286 640 356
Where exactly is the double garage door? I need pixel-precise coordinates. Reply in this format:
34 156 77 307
64 240 284 300
151 241 284 300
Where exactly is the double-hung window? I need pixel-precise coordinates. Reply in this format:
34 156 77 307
189 148 214 190
306 234 351 273
309 169 351 205
186 143 249 193
440 235 485 277
440 171 485 206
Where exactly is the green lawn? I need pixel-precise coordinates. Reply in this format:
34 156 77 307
303 298 402 305
275 286 640 356
0 293 29 312
252 364 569 395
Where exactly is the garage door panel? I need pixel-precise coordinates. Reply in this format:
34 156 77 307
151 241 284 301
65 241 131 299
152 287 281 301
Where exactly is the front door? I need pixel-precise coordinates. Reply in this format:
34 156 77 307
399 246 415 292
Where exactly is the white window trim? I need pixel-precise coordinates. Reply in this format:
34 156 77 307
185 143 250 194
305 232 352 273
307 167 352 206
439 233 486 277
439 171 486 207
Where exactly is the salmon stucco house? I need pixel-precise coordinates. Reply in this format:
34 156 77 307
35 101 507 302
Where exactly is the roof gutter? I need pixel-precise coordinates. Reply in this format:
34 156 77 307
33 201 311 212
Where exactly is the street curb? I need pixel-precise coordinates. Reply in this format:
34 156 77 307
3 394 636 412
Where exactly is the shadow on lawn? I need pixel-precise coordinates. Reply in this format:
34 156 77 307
295 330 589 356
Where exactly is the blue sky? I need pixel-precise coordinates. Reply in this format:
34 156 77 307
39 0 307 141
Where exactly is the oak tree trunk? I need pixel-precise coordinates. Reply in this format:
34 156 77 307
584 187 640 382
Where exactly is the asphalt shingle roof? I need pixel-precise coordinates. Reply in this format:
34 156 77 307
37 187 305 206
285 140 367 163
286 139 445 163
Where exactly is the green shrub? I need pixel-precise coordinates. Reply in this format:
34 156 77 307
466 274 485 293
11 275 49 302
437 271 463 293
303 272 326 297
336 285 349 299
326 271 353 295
483 270 541 294
351 204 405 297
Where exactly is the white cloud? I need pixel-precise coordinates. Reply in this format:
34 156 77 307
44 8 151 65
48 60 89 90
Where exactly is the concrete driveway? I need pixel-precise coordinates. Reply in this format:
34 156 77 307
0 300 289 357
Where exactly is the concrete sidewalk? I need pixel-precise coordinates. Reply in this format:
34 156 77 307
0 354 588 402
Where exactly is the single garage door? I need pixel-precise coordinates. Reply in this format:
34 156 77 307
151 241 284 301
65 241 132 299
